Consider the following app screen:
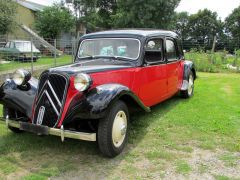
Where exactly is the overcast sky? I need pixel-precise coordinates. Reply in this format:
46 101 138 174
31 0 240 20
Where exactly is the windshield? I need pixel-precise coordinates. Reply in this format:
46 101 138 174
15 42 38 52
78 38 141 60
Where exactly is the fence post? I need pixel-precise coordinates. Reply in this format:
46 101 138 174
31 37 33 74
72 38 76 63
211 36 217 53
54 39 57 67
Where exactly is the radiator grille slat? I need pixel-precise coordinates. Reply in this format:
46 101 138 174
33 72 69 127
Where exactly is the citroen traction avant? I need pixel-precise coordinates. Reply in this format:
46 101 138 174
0 30 196 157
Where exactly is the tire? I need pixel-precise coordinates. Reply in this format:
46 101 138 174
3 106 23 133
98 100 129 158
181 71 194 98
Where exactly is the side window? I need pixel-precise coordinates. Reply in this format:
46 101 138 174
166 39 178 61
10 42 15 48
144 38 163 63
5 42 10 48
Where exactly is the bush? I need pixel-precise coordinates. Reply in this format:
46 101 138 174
185 49 240 73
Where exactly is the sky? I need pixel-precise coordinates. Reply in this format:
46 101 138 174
30 0 240 20
176 0 240 20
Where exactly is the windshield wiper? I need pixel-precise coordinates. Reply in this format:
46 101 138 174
98 55 132 62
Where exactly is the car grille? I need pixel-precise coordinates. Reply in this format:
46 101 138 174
33 72 69 127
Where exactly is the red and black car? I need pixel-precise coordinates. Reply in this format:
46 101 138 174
0 30 196 157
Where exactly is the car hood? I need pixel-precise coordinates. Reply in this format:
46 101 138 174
49 58 134 75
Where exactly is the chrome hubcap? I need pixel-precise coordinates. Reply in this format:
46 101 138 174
112 111 127 148
188 74 194 95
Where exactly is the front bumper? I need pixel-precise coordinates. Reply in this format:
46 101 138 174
0 117 96 142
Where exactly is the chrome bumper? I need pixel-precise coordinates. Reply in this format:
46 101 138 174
0 117 96 142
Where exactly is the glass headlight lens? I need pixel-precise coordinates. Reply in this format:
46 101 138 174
13 69 25 85
74 73 92 91
12 69 31 86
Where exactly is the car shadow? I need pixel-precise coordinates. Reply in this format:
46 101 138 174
0 96 185 178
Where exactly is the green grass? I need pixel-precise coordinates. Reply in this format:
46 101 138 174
175 160 191 174
0 72 240 179
0 55 72 73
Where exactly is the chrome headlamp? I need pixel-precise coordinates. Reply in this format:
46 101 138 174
12 69 31 86
74 73 92 92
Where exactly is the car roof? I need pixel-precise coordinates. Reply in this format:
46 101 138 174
82 29 179 39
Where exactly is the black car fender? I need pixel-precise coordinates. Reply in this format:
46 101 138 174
0 78 38 119
181 60 196 91
63 84 150 125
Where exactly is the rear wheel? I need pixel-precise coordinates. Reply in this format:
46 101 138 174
97 100 129 158
181 71 194 98
3 106 23 133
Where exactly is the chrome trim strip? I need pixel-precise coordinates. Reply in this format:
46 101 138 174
47 81 62 107
45 90 60 116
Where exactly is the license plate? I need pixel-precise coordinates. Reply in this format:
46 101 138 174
20 122 49 135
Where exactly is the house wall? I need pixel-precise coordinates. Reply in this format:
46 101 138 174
10 4 36 39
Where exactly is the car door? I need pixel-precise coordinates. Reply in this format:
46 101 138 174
135 38 168 107
166 38 181 96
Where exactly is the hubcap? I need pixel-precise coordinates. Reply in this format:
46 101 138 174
112 111 127 148
188 74 194 95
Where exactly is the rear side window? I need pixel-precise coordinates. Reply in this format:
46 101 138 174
144 38 164 63
166 39 178 61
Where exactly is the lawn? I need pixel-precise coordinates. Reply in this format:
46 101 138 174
0 55 72 74
0 72 239 179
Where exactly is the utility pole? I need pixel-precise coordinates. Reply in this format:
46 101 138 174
211 36 217 53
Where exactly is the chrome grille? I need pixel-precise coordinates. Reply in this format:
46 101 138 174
33 72 69 127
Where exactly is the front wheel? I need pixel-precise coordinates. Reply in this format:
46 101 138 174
97 100 129 158
181 71 195 98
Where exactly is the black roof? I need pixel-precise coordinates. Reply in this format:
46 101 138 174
82 29 179 39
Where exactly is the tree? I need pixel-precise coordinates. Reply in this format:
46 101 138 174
112 0 180 29
68 0 117 32
187 9 223 44
225 6 240 39
35 4 75 39
174 12 190 40
0 0 16 35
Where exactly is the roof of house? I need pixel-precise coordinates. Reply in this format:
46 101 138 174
16 0 46 11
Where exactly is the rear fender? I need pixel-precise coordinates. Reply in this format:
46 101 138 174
181 60 196 91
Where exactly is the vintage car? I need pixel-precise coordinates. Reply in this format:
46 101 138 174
0 40 41 62
0 30 196 157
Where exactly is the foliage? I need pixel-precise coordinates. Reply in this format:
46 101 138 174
112 0 180 29
70 0 117 32
0 0 16 35
185 50 240 73
68 0 180 31
35 4 74 39
225 6 240 39
187 9 223 43
174 12 190 40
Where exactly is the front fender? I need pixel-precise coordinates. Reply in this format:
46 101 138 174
0 78 38 118
62 84 150 125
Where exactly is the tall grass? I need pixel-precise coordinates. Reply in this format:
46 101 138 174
185 49 240 73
